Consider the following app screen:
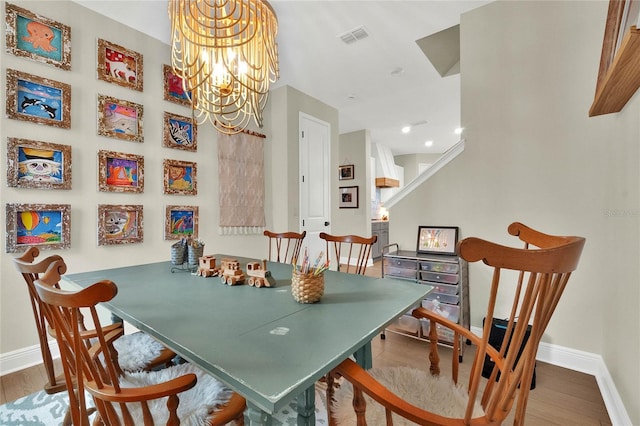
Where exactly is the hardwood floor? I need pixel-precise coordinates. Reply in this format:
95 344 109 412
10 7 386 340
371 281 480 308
1 261 612 425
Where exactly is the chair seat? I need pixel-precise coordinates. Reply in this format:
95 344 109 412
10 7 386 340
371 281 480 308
113 331 167 371
107 363 234 425
331 366 484 425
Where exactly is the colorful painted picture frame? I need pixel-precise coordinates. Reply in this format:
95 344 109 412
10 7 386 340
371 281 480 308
416 226 459 255
98 150 144 193
339 186 359 208
6 203 71 253
7 137 72 190
163 64 191 107
163 159 197 195
339 164 354 180
97 94 144 143
97 38 143 91
97 204 143 246
6 69 71 129
5 3 71 70
163 111 197 151
165 205 199 240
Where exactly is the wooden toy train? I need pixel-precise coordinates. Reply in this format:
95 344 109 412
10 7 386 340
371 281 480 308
196 256 274 287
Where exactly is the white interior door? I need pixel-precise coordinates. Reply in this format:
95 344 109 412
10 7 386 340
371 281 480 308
299 113 330 263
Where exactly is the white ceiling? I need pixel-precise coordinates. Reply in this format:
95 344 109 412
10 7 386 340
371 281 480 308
74 1 490 156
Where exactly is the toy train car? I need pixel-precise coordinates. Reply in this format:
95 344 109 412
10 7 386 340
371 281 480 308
220 258 245 285
246 259 275 288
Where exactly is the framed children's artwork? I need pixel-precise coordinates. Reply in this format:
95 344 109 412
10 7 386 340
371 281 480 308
97 94 144 143
163 64 191 107
339 186 359 208
163 159 197 195
416 226 459 255
6 203 71 253
5 3 71 70
6 69 71 128
97 204 143 246
7 138 72 190
96 38 143 91
339 164 354 180
165 205 199 240
98 150 144 193
163 111 197 151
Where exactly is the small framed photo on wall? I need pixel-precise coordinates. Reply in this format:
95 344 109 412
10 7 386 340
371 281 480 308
97 204 143 246
98 150 144 193
5 3 71 70
97 94 144 143
97 38 143 91
339 186 359 208
163 111 197 151
6 203 71 252
165 205 198 240
163 159 197 195
339 164 354 180
6 69 71 128
7 138 72 190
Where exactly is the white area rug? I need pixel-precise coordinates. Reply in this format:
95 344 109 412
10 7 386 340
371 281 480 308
0 382 328 425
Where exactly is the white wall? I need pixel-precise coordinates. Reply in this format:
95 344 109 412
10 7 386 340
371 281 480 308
395 153 442 183
336 130 371 237
388 1 639 423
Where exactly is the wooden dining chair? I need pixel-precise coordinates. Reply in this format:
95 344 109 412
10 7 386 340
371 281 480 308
12 247 176 393
264 230 306 264
326 222 585 426
34 258 246 426
319 232 377 275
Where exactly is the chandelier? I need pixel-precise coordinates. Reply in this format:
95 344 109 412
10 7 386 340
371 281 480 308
169 0 279 134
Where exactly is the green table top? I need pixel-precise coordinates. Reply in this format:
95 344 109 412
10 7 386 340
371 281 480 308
62 256 431 414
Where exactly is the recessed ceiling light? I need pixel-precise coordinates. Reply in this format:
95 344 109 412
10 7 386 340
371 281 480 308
425 140 433 147
402 126 411 134
454 127 463 135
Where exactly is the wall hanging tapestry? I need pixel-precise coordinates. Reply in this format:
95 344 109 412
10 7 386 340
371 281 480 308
217 130 266 234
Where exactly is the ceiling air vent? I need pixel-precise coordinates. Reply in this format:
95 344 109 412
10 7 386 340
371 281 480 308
339 26 369 44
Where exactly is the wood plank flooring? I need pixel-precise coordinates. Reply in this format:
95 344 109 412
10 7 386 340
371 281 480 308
1 261 612 425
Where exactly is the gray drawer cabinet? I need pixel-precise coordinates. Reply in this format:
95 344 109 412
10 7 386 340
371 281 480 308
371 221 389 260
382 245 470 360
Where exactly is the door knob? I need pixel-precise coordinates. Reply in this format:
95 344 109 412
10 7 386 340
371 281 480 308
324 221 330 226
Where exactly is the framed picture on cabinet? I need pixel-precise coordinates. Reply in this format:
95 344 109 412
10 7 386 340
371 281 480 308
97 94 144 143
163 111 197 151
6 203 71 253
165 205 198 240
339 186 359 208
5 3 71 70
6 69 71 128
163 159 197 195
339 164 354 180
416 226 459 255
98 150 143 193
97 204 143 246
97 38 143 91
7 138 72 190
163 64 191 107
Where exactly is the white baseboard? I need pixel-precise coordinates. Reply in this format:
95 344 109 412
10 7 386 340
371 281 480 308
0 341 60 376
2 331 631 425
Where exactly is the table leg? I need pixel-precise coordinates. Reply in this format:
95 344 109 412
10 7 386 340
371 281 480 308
353 341 373 369
245 402 273 425
296 385 316 425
